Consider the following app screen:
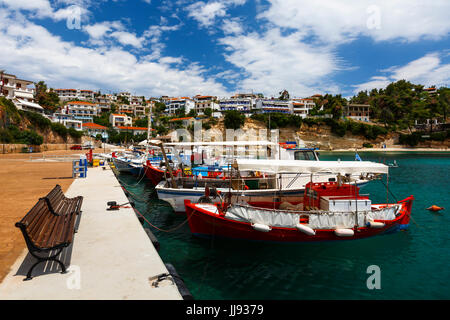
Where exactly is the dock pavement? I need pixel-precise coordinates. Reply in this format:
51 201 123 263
0 164 182 300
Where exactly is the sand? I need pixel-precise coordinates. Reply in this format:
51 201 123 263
0 148 107 282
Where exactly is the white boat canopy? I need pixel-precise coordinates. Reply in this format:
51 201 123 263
138 139 162 146
165 141 277 147
236 159 389 175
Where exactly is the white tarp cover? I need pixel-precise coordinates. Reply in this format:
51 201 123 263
138 139 162 146
236 159 389 175
16 99 43 110
225 204 399 230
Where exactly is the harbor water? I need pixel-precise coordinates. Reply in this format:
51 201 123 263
117 152 450 299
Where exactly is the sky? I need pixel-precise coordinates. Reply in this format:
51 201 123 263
0 0 449 99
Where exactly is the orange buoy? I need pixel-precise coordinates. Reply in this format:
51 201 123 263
427 205 444 212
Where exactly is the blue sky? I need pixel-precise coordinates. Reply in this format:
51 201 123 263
0 0 449 98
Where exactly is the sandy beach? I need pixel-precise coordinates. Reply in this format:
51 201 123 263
0 148 106 282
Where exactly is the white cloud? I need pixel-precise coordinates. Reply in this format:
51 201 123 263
219 28 340 96
0 10 229 97
186 2 227 27
109 31 143 48
186 0 247 28
221 18 243 35
352 76 391 93
260 0 450 44
0 0 91 22
83 18 182 51
83 22 116 39
353 53 450 93
82 21 145 48
0 0 54 17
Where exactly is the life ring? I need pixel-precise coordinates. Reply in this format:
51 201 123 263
149 149 155 155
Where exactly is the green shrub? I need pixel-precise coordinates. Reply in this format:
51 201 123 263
399 132 422 146
68 128 83 139
0 128 14 143
224 110 245 130
51 122 68 140
429 131 447 141
19 130 44 145
21 111 52 129
362 142 373 148
0 97 21 124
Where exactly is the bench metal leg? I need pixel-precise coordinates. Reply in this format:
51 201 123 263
24 248 67 281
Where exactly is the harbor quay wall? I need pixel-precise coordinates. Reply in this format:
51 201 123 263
1 143 80 154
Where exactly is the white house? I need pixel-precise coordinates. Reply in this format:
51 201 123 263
83 122 108 138
63 101 99 123
109 113 132 127
54 89 95 101
254 99 293 114
166 97 195 115
48 113 83 131
292 98 316 118
193 95 219 115
116 126 153 136
344 104 370 122
0 72 44 114
219 97 254 116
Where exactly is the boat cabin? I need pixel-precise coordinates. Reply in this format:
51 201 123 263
303 181 371 211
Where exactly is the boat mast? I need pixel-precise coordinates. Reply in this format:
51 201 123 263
146 102 152 155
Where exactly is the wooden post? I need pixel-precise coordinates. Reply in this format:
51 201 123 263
386 173 389 206
148 142 177 188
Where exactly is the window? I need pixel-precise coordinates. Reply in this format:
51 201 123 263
294 151 317 161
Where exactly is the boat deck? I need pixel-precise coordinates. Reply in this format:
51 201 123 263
0 165 182 300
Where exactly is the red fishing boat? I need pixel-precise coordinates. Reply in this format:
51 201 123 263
143 161 166 185
143 160 182 185
184 159 414 242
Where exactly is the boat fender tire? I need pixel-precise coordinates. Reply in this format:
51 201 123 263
295 224 315 236
144 228 160 251
252 223 271 232
164 263 194 300
334 228 355 237
367 221 385 228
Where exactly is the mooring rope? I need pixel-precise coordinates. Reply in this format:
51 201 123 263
116 166 149 189
120 185 153 203
133 206 194 233
376 178 428 229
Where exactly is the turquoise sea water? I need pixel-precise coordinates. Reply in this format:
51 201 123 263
117 152 450 300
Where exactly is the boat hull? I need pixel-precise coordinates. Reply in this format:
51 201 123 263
112 158 133 173
184 196 414 242
144 164 165 185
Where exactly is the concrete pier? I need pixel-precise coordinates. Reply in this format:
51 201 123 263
0 165 182 300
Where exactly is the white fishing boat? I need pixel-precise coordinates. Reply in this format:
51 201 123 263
156 143 370 213
184 159 414 242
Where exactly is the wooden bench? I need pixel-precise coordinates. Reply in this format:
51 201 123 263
40 184 83 217
15 185 83 281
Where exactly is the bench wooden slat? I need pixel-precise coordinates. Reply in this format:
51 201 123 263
15 184 83 280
